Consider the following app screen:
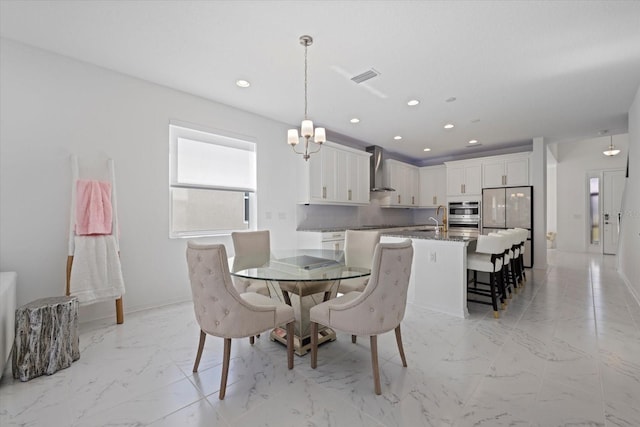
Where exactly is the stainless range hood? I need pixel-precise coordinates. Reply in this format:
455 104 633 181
366 146 396 192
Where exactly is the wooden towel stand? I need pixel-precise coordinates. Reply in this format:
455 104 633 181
65 255 124 324
67 155 124 325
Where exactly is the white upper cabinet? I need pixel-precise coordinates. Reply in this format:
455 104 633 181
381 159 419 207
445 162 482 196
298 141 371 205
482 153 529 187
419 165 446 207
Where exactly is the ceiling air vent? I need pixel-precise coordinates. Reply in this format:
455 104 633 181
351 68 380 84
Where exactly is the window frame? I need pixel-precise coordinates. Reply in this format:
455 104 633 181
169 121 257 238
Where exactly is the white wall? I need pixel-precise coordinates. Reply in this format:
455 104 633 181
532 138 548 268
0 39 299 322
619 86 640 301
546 146 557 242
555 134 629 252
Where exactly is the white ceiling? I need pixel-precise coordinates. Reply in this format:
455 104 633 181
2 1 640 164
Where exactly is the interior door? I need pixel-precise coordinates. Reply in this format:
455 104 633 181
602 170 625 254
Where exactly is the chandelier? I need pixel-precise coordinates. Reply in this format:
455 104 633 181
603 136 621 156
287 35 325 161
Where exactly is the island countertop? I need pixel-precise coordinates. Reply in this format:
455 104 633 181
296 224 435 233
381 230 477 243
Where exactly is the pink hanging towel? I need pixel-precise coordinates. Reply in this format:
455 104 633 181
75 180 112 235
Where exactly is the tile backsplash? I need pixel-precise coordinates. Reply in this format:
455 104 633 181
296 197 438 230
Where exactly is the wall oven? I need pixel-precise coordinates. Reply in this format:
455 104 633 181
448 201 481 230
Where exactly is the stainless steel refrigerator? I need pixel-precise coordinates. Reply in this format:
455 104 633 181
482 186 533 267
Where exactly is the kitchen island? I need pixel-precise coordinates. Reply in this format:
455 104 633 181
381 230 476 318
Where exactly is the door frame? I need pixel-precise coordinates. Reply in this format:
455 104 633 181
585 168 625 254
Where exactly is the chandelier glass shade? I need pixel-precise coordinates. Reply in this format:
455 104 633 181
288 35 325 161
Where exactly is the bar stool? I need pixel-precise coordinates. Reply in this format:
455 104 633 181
467 234 506 318
497 230 521 292
513 228 528 284
489 232 514 300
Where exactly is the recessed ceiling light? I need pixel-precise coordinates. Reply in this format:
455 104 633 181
445 97 457 103
350 118 360 123
423 148 431 152
444 123 455 129
468 139 479 144
394 136 402 140
407 99 420 106
236 79 250 88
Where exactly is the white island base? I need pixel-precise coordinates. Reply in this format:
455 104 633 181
382 232 474 318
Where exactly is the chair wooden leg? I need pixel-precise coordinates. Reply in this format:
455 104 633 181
394 325 407 368
115 297 124 324
219 338 231 400
352 335 357 344
310 322 318 369
193 330 206 372
370 335 381 395
286 322 294 369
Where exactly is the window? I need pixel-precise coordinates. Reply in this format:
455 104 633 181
169 123 256 238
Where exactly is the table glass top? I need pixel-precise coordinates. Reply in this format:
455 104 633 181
230 249 370 282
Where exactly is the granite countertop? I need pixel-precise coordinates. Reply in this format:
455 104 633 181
297 224 435 233
381 230 477 243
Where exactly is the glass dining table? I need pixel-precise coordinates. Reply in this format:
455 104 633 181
230 249 370 356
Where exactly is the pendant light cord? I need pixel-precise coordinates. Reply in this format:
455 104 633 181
304 42 308 120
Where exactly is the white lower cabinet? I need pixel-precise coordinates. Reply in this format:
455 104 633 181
297 231 345 252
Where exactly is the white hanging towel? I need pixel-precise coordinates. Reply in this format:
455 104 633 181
69 235 125 305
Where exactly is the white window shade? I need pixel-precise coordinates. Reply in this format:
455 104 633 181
175 137 256 192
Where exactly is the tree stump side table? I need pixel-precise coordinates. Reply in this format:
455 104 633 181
12 296 80 381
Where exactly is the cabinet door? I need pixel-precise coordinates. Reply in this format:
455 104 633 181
447 167 465 196
335 149 349 202
505 158 529 186
464 164 482 195
421 166 446 207
352 153 370 203
407 166 419 206
482 161 505 188
434 166 446 206
321 147 337 201
385 161 403 205
419 167 436 207
307 151 324 202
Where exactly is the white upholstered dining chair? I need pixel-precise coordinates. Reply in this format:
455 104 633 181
186 241 295 400
231 230 271 297
309 239 414 395
337 229 381 294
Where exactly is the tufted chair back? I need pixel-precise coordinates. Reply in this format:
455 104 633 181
186 241 276 338
339 230 381 294
344 230 381 268
322 239 413 335
309 239 413 395
231 230 271 295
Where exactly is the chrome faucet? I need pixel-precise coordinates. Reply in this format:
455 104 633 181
428 216 439 234
436 205 448 232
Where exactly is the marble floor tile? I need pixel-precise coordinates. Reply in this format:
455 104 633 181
1 250 639 427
